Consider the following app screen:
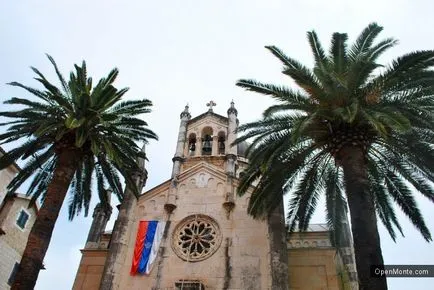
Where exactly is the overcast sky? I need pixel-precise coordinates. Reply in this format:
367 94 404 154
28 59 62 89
1 1 434 289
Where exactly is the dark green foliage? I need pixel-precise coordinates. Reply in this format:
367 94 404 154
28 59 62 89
235 23 434 245
0 55 158 220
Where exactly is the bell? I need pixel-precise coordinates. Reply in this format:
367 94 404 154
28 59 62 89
189 143 196 151
218 139 225 154
202 135 212 153
202 140 212 152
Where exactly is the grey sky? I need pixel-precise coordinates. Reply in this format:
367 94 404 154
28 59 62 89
1 1 433 289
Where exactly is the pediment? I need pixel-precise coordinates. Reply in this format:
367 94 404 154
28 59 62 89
176 161 227 185
138 161 227 203
188 111 228 126
187 113 228 135
139 179 171 202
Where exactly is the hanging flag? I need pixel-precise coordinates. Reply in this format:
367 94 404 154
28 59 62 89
130 220 166 275
146 221 166 274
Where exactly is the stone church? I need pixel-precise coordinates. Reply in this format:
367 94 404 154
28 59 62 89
73 102 357 290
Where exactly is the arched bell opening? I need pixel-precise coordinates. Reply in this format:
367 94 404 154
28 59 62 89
201 127 213 156
188 133 197 156
217 131 226 155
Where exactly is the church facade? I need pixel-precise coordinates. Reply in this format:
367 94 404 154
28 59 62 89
73 102 356 290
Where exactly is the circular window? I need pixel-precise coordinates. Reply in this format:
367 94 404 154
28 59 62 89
171 214 222 262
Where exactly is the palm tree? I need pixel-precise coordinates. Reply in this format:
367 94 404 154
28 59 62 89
234 23 434 290
0 55 158 290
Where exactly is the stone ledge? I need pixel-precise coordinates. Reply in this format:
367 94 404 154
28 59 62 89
288 239 332 249
80 248 109 253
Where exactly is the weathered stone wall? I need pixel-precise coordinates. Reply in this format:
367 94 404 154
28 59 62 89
73 250 108 290
288 231 345 290
0 198 36 254
288 248 344 290
0 166 16 208
114 163 271 290
0 198 37 289
0 239 21 290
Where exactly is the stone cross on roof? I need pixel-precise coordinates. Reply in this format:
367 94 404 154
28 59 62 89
206 100 216 112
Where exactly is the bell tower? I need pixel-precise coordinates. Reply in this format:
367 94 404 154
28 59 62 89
164 101 244 216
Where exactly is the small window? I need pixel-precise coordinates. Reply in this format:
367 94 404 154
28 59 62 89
16 210 29 229
8 262 19 286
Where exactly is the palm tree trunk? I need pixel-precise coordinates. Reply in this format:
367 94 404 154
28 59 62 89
267 199 289 290
339 146 387 290
11 149 78 290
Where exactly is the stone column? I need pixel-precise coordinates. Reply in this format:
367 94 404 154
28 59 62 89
166 105 191 212
226 101 238 157
171 105 191 178
339 213 359 289
223 101 238 216
99 146 148 290
85 190 113 249
225 101 238 176
212 135 218 156
197 137 202 156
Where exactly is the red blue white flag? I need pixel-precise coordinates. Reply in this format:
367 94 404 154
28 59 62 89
130 220 166 275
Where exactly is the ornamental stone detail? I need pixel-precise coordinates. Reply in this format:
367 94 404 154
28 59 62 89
287 239 331 249
171 214 222 262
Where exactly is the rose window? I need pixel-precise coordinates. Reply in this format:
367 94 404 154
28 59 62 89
171 214 222 262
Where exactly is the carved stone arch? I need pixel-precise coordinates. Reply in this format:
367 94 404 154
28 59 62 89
207 177 216 190
149 200 156 211
216 182 224 196
178 183 187 195
201 126 213 156
138 205 146 217
217 131 226 155
187 133 197 156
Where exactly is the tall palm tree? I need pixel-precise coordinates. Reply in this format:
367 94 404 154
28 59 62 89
234 23 434 290
0 55 158 290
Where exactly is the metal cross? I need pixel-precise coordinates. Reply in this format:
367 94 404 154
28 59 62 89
206 100 216 111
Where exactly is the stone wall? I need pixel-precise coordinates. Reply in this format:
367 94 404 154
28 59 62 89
73 250 108 290
0 166 17 208
114 163 271 290
288 248 343 290
1 198 36 254
288 230 345 290
73 233 111 290
0 197 37 289
0 239 21 290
